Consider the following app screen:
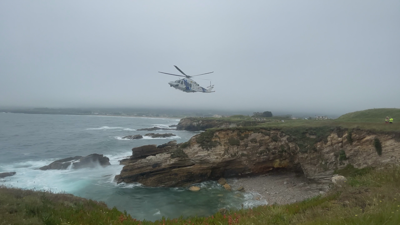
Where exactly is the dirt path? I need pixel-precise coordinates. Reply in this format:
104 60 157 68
227 172 331 205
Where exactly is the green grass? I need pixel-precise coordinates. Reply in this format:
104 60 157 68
2 165 400 224
337 108 400 123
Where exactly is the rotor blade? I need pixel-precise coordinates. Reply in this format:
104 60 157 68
191 72 214 76
158 71 185 77
174 65 187 76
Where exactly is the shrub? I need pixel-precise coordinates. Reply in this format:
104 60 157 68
170 149 188 158
228 137 240 146
196 130 219 150
338 150 347 161
271 135 279 142
179 142 189 149
250 138 258 143
374 137 382 156
347 130 353 145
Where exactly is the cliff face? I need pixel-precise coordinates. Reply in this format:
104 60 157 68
115 128 400 187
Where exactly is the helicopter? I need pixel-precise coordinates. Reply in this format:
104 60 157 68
159 65 215 93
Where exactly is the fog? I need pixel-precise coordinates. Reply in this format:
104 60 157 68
1 1 399 116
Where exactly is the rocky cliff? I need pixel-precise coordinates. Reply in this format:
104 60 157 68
115 127 400 187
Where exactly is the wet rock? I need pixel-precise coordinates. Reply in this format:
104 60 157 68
144 133 176 138
218 178 227 186
189 186 200 191
40 154 110 170
73 154 111 169
236 186 245 192
223 184 231 191
122 135 143 139
0 172 16 178
39 156 82 170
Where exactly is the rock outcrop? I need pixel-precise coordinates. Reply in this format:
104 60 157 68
122 133 176 140
123 135 143 139
145 133 176 138
119 141 177 165
115 127 400 187
40 154 111 170
0 172 16 178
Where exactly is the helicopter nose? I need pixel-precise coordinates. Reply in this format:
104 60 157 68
169 81 177 87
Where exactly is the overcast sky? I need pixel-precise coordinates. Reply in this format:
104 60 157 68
1 1 399 116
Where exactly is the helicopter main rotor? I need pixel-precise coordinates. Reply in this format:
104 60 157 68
159 65 213 79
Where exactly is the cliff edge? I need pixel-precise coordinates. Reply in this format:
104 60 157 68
115 126 400 187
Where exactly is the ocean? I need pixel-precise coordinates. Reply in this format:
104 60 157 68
0 113 265 221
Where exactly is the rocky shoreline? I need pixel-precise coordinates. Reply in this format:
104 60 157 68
115 126 400 188
227 172 330 205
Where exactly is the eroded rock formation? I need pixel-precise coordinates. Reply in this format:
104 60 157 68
40 154 111 170
115 127 400 187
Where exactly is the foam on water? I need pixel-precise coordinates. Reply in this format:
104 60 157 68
86 126 136 131
86 126 124 130
241 192 269 208
152 123 177 129
114 135 181 140
142 135 181 140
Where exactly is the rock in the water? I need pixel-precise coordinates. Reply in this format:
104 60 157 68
189 186 200 191
137 127 173 131
40 154 110 170
332 175 347 187
144 133 176 138
122 135 143 139
218 178 227 185
39 156 82 170
223 184 231 191
73 154 111 169
236 186 245 192
0 172 16 178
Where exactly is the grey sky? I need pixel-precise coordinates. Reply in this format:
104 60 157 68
1 1 399 116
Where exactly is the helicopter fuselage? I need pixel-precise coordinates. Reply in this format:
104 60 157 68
169 78 214 93
159 65 214 93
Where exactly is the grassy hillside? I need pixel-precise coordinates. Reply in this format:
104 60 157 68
249 108 400 132
337 108 400 122
2 165 400 224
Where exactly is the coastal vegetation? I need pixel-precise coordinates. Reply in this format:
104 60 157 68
2 164 400 224
184 108 400 132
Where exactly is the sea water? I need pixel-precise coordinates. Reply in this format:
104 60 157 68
0 113 266 221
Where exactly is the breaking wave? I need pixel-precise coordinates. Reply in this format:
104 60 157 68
86 126 136 131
